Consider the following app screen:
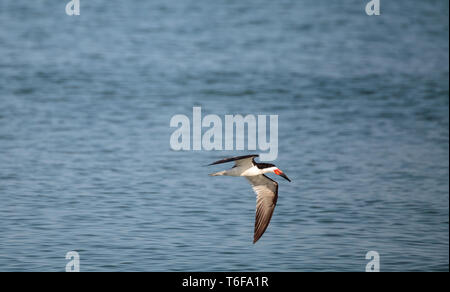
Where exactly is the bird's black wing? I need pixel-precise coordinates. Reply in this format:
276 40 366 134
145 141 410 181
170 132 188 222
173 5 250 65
208 154 259 166
245 174 278 244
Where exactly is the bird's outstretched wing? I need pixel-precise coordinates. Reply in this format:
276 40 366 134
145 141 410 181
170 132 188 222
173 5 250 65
208 154 258 168
245 174 278 243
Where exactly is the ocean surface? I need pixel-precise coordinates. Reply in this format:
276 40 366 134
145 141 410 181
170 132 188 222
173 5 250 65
0 0 448 271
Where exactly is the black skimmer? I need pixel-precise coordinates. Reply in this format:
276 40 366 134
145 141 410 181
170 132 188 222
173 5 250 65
208 154 291 243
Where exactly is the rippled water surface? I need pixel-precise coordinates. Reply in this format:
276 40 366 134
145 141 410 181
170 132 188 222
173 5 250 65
0 0 448 271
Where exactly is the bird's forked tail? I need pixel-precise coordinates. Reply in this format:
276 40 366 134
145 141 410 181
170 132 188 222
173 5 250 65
209 170 227 176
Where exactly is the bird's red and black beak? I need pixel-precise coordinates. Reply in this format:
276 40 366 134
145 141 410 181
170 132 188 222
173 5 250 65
274 169 291 182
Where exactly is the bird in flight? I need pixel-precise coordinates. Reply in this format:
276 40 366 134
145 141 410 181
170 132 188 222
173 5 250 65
208 154 291 243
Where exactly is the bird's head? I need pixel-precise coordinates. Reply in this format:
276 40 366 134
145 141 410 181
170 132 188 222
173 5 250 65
264 163 291 182
257 163 291 182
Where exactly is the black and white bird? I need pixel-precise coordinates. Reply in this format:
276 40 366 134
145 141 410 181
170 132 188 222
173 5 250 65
208 154 291 243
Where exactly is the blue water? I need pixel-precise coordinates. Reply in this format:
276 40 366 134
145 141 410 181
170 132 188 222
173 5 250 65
0 0 448 271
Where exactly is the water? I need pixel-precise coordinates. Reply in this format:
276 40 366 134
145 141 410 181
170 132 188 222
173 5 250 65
0 0 448 271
